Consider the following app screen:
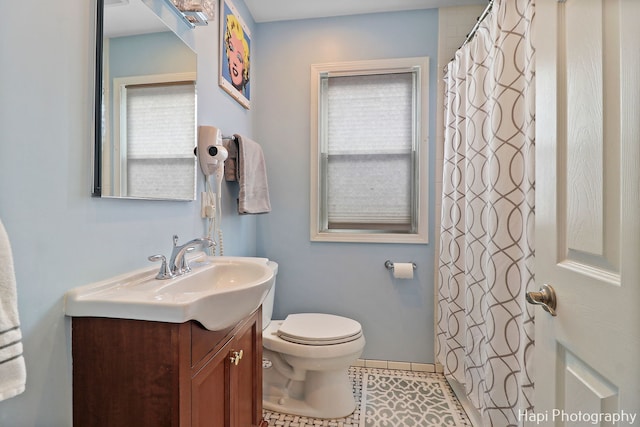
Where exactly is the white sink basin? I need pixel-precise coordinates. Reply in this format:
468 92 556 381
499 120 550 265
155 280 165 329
64 256 275 331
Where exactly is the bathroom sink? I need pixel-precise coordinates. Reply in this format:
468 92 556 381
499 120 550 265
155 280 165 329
64 256 275 331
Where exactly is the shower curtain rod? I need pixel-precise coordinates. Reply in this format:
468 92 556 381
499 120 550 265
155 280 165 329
460 0 494 49
445 0 494 68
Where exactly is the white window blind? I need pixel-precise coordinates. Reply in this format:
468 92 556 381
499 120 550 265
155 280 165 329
322 72 415 231
310 57 429 244
124 82 196 199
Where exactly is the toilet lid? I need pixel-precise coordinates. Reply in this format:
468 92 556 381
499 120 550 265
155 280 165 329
277 313 363 345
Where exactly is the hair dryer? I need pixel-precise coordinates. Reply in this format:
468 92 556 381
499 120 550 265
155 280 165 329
197 126 228 177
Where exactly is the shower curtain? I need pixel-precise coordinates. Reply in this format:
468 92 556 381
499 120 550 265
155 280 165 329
436 0 535 426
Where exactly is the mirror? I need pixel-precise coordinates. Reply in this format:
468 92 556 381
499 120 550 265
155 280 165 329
93 0 198 200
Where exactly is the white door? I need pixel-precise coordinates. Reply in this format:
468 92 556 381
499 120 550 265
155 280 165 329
533 0 640 425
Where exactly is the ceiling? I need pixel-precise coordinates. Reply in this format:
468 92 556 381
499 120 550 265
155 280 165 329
104 0 168 38
243 0 488 23
103 0 489 38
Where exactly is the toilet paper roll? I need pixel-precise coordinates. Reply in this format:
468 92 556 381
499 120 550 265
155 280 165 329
392 263 414 279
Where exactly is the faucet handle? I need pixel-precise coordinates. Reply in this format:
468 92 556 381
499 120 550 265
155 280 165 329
177 247 196 274
148 254 175 280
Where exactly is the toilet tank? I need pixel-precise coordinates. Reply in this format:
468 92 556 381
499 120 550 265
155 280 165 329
263 261 278 330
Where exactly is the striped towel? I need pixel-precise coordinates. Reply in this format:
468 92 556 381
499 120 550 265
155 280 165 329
0 219 26 402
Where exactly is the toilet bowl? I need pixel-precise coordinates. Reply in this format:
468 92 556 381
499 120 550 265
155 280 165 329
262 262 365 419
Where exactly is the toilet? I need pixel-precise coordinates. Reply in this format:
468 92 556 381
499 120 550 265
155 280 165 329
262 261 366 419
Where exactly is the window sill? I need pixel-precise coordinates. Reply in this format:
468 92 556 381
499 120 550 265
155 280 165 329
310 230 428 244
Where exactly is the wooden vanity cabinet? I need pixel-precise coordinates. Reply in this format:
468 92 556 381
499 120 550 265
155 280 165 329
71 307 266 427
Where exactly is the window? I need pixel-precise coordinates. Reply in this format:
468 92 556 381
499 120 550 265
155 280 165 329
310 57 429 243
111 73 196 200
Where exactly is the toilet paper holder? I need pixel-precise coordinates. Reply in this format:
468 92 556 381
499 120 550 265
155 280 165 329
384 260 417 271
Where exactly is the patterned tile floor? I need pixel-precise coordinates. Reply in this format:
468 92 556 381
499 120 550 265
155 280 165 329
263 367 472 427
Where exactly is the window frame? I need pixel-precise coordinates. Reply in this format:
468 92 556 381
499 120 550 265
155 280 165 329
108 72 196 198
309 57 429 244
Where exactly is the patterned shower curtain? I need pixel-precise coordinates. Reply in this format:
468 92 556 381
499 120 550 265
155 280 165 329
436 0 535 426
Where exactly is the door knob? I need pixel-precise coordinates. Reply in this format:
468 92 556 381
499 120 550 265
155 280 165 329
526 284 557 316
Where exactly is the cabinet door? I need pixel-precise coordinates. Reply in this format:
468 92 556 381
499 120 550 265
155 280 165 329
192 308 264 427
229 310 262 427
191 344 230 427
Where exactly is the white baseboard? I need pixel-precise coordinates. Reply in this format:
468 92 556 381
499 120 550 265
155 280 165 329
353 358 437 373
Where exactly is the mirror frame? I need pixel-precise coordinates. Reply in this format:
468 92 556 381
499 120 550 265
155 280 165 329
92 0 105 197
91 0 199 200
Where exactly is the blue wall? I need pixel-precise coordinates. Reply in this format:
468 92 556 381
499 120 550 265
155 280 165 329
109 31 196 77
0 2 438 425
253 10 439 363
0 0 256 425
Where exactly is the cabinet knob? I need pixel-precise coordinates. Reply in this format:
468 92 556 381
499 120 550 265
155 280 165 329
230 349 243 366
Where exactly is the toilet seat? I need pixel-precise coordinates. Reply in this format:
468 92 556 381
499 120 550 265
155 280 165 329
277 313 363 345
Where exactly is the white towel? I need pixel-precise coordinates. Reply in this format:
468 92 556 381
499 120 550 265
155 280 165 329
234 134 272 214
0 219 26 402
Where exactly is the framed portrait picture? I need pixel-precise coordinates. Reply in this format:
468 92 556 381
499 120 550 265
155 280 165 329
219 0 251 109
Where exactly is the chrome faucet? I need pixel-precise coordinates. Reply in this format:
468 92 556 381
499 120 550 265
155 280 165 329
149 235 215 280
169 235 215 276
